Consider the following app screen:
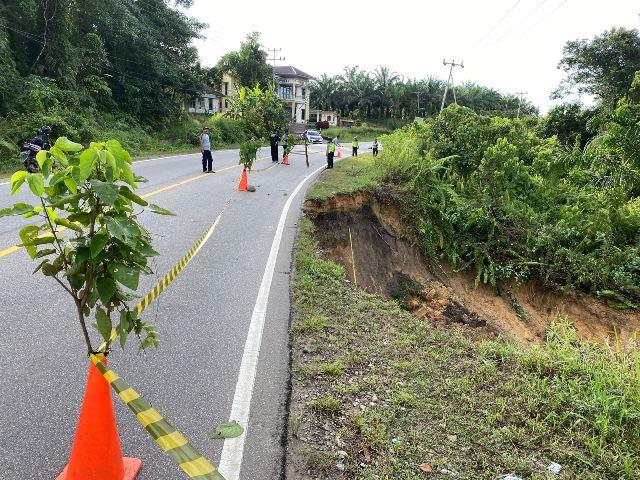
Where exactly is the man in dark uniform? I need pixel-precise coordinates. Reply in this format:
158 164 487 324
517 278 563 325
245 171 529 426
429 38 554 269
269 130 280 162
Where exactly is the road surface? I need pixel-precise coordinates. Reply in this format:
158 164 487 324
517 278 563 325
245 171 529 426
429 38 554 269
0 142 364 479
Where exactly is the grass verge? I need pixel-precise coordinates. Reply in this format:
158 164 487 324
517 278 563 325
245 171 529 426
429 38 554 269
306 154 381 202
320 125 392 142
287 158 640 480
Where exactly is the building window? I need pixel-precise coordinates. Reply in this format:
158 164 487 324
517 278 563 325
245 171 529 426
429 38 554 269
301 108 306 120
301 87 306 97
279 85 293 99
327 115 331 121
224 82 229 95
209 98 214 110
190 100 196 109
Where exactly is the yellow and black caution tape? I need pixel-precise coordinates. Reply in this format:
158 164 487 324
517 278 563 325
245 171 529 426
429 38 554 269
100 193 235 351
90 354 224 480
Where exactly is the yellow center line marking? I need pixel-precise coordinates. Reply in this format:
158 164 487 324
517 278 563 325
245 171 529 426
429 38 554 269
0 149 323 259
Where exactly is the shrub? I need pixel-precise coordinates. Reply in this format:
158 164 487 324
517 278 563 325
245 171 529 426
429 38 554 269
316 120 329 130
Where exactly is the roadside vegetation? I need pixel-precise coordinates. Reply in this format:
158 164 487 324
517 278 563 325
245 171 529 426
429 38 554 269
289 157 640 479
319 124 393 142
291 25 640 479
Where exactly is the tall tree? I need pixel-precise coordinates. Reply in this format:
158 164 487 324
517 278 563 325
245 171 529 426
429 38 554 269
216 32 273 89
555 27 640 106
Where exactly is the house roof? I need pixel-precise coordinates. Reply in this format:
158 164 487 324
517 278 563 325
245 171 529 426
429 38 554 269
274 66 314 80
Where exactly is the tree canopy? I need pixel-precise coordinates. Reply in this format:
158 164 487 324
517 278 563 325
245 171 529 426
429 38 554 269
0 0 204 122
555 27 640 106
309 67 538 120
215 32 273 89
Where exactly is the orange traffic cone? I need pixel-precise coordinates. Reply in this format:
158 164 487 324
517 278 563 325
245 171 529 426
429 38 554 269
283 155 290 165
237 169 248 191
337 146 342 158
57 356 141 480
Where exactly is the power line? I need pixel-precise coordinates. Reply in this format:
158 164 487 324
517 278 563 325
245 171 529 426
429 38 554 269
491 0 551 45
474 0 522 46
515 0 569 39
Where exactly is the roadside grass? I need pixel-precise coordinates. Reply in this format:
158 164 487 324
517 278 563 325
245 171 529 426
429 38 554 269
288 163 640 479
320 125 392 142
306 154 381 202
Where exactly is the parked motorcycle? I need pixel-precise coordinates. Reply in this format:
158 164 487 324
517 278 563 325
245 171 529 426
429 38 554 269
18 125 51 173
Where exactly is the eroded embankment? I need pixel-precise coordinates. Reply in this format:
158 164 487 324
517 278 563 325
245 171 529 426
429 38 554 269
304 191 640 346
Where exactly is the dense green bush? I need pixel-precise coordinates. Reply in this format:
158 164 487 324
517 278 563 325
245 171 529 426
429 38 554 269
205 113 247 146
380 104 640 304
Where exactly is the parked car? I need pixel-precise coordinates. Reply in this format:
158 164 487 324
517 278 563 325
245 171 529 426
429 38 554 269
303 129 324 144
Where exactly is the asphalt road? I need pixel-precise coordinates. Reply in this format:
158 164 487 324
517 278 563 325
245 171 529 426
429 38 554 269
0 141 365 480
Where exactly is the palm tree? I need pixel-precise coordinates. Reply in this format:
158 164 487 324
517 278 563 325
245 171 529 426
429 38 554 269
373 66 400 118
310 74 339 110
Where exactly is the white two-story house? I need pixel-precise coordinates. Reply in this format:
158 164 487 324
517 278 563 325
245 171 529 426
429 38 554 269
273 66 313 124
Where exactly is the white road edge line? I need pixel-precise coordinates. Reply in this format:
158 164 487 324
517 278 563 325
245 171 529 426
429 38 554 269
218 159 341 479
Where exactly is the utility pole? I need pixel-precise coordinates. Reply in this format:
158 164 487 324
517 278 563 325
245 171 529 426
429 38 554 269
516 91 527 118
440 59 464 112
268 48 285 90
412 91 423 117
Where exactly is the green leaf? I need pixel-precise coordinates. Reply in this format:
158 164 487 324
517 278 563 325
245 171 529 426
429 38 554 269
49 145 68 164
148 204 175 216
55 136 83 152
54 217 83 232
64 178 78 194
42 261 63 277
33 259 49 274
90 180 119 205
0 203 34 217
26 173 45 196
121 162 136 188
91 234 109 258
36 149 48 168
104 216 127 240
10 171 27 195
35 248 57 258
212 420 244 440
19 225 41 258
108 263 140 290
75 247 91 264
119 186 148 206
78 149 97 183
49 170 67 187
95 307 113 342
96 277 117 304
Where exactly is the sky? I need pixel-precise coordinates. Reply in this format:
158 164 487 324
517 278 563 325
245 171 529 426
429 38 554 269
185 0 640 113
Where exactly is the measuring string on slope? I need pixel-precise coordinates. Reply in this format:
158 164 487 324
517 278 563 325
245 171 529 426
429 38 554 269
90 354 224 480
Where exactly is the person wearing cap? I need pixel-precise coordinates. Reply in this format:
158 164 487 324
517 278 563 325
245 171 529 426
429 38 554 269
352 137 359 157
200 127 213 173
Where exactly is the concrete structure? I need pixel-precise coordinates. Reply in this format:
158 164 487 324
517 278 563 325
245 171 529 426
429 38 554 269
310 109 338 126
185 85 221 114
274 66 313 124
339 118 355 128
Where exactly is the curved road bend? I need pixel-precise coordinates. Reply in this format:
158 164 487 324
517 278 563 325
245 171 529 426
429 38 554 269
0 143 363 479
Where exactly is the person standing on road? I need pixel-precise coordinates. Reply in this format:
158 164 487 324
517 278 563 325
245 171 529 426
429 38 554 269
200 127 213 173
281 131 289 162
269 129 280 162
352 136 359 157
326 138 336 169
372 138 379 157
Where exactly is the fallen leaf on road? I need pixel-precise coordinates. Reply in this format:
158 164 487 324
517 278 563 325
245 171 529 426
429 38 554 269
419 464 433 473
212 420 244 440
